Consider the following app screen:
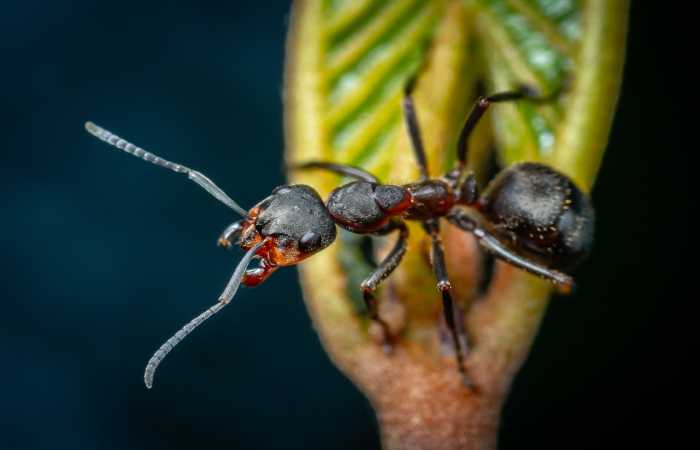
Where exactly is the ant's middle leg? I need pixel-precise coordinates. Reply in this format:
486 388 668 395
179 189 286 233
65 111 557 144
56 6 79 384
423 219 473 388
361 220 409 352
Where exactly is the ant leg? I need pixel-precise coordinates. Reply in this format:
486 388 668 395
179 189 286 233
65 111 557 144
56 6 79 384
446 210 575 292
403 78 429 180
456 87 542 171
423 219 473 388
361 220 409 351
292 161 379 183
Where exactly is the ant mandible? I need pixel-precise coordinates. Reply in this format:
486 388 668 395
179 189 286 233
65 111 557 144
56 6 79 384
85 80 594 389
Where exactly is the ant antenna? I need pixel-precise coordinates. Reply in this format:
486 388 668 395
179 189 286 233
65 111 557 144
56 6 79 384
144 240 266 389
84 121 248 217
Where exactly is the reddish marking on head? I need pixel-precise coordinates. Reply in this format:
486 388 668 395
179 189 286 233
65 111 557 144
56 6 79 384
238 210 317 269
256 236 305 266
239 234 315 287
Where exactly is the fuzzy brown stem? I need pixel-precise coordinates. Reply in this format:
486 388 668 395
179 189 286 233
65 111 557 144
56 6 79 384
369 364 505 450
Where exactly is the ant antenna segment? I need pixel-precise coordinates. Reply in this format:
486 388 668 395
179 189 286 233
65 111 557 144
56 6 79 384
144 240 266 389
84 121 248 216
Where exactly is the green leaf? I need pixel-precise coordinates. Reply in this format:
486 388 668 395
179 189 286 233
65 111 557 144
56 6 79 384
474 0 628 190
284 1 627 448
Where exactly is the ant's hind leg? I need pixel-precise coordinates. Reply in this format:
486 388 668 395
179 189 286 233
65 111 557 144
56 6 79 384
292 161 379 183
361 220 409 352
446 210 575 292
423 219 473 389
456 86 547 172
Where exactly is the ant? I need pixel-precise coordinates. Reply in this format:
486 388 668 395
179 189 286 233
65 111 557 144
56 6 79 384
85 80 594 389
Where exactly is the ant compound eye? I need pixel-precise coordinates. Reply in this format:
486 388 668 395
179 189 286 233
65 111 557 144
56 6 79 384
298 231 322 253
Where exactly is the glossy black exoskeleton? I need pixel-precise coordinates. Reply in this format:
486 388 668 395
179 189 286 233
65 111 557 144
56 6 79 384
84 81 594 390
219 184 337 286
478 162 594 271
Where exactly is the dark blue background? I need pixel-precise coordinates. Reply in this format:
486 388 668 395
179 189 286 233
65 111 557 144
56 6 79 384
1 2 686 450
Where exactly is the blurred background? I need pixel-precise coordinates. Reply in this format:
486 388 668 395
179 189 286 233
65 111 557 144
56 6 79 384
1 2 686 450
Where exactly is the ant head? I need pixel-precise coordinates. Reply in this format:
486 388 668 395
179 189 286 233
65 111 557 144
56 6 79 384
219 184 337 268
85 123 340 387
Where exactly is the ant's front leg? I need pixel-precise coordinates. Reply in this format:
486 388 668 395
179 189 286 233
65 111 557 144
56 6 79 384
361 220 409 353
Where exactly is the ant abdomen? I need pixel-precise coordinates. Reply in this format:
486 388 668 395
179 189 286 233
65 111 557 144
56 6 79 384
478 162 595 271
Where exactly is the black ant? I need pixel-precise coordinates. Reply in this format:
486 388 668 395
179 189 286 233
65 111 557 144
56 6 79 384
85 81 594 389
